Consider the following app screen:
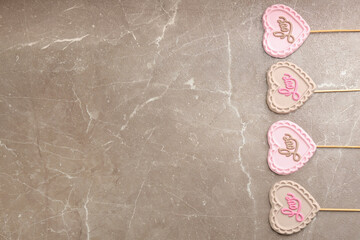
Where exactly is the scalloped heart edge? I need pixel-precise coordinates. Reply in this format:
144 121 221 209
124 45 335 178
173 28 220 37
262 4 311 58
269 180 320 235
266 61 317 114
267 120 317 175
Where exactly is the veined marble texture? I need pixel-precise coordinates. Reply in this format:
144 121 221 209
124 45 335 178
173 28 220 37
0 0 359 239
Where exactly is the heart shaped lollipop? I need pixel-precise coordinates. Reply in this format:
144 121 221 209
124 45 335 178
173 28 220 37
262 4 310 58
267 61 316 114
262 4 360 58
269 180 320 235
267 120 360 175
267 120 316 175
270 180 360 235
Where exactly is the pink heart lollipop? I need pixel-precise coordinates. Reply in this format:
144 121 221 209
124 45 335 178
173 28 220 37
263 4 310 58
267 120 360 175
267 120 316 175
262 4 360 58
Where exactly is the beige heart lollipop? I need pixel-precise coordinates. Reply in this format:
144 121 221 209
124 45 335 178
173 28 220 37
269 180 360 235
269 180 320 235
267 62 316 114
267 61 360 114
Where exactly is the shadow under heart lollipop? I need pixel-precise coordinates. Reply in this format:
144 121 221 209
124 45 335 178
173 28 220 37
262 4 360 58
270 180 360 235
267 120 360 175
266 61 360 114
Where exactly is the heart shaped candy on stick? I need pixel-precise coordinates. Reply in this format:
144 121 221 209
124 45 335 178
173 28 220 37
267 120 360 175
269 180 319 235
270 180 360 235
262 4 360 58
266 61 360 114
267 120 315 175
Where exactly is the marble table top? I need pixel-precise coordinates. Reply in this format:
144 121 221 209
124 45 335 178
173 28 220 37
0 0 359 239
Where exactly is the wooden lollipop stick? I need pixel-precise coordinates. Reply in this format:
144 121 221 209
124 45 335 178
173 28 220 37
314 89 360 93
311 29 360 33
320 208 360 212
317 145 360 149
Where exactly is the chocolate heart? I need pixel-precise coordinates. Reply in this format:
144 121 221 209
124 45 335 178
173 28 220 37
269 180 320 235
268 120 316 175
263 4 311 58
267 61 316 114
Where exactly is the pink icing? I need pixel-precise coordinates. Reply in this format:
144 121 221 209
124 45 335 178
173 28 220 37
281 193 304 222
278 74 300 101
267 120 317 175
262 4 311 58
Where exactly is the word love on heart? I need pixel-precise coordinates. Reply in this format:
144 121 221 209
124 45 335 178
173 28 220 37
278 74 300 101
281 193 304 222
269 180 320 235
278 134 301 161
267 61 360 114
267 120 316 175
273 16 295 43
262 4 310 58
263 4 360 58
270 180 360 235
266 62 317 114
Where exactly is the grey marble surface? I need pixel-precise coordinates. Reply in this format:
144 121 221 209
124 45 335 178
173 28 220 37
0 0 360 239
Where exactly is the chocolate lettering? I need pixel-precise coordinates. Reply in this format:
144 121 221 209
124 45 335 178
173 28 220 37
278 134 301 162
273 16 295 43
